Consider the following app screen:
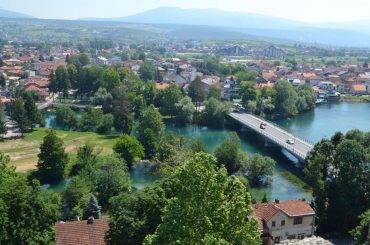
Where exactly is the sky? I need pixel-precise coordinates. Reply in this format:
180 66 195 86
1 0 370 23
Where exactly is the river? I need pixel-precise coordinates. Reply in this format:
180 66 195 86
44 102 370 202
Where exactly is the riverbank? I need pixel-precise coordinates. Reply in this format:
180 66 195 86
340 95 370 102
0 128 116 172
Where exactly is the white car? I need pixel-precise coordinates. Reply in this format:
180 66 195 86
286 138 295 145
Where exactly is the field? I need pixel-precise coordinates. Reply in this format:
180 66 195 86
0 128 117 172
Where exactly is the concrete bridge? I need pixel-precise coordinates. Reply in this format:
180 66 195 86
37 101 89 110
228 112 314 161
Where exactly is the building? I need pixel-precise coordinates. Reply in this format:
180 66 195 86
55 218 109 245
253 200 316 245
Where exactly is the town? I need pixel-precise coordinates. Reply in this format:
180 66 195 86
0 4 369 245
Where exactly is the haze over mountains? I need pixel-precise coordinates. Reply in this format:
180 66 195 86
0 9 34 19
1 7 370 47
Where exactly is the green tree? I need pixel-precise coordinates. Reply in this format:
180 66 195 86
83 194 102 220
139 105 164 138
305 133 370 235
55 65 71 99
102 69 121 91
108 184 167 245
10 97 30 135
296 85 316 113
0 153 61 244
236 70 257 82
188 76 206 112
140 128 158 158
242 153 275 186
23 92 42 128
113 134 145 170
145 153 260 244
92 87 113 113
351 209 370 245
36 130 68 184
274 80 298 117
80 106 103 131
175 96 195 124
208 84 221 99
0 74 6 87
112 87 133 133
70 144 98 176
63 177 91 220
139 62 158 82
202 98 230 128
55 106 78 130
240 81 258 108
214 132 243 174
96 113 114 134
157 84 183 116
89 155 131 208
0 101 7 136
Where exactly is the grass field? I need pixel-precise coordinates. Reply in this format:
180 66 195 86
0 128 117 172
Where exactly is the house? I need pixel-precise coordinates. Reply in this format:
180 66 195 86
253 200 315 245
221 77 240 101
95 56 109 65
351 84 368 95
55 218 109 245
318 81 336 91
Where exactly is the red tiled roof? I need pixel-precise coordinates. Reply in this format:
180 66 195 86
155 82 170 90
352 84 367 92
253 200 315 228
55 219 109 245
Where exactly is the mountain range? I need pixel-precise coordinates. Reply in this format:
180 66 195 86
2 7 370 47
0 9 34 19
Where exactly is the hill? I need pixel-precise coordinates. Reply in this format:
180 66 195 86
0 9 34 19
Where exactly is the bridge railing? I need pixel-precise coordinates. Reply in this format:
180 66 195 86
230 112 315 147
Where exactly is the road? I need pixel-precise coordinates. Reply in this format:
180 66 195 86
229 112 314 161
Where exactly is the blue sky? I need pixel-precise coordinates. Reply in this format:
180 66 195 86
1 0 369 22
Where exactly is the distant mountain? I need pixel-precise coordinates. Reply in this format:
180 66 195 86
78 7 370 47
81 7 308 30
0 9 34 19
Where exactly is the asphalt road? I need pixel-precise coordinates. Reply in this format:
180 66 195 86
229 112 314 160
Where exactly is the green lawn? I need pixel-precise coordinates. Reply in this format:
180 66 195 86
0 128 118 172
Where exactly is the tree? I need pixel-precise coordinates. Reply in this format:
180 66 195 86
10 97 30 135
39 54 45 62
188 76 206 112
89 155 131 208
55 65 71 99
145 153 260 244
240 81 258 108
55 106 78 130
96 113 114 134
83 194 102 220
305 132 370 235
138 105 164 157
235 70 257 82
242 153 275 186
112 87 133 133
92 87 113 113
108 184 167 245
70 144 98 176
80 106 103 131
175 96 195 124
36 130 68 184
139 62 157 82
0 101 7 136
296 85 316 113
23 92 42 128
157 84 183 116
102 69 121 91
274 80 298 117
113 134 145 170
351 209 370 245
208 85 221 99
63 177 91 220
202 98 230 128
214 132 243 174
0 74 6 87
0 153 61 244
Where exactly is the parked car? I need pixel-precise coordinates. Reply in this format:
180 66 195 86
260 122 267 129
286 138 295 145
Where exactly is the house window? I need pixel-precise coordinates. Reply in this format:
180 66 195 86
294 217 303 225
274 237 280 244
297 234 305 240
287 235 296 239
272 221 276 227
281 220 285 226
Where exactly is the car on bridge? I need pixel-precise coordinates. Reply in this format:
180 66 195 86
286 138 295 145
260 122 267 129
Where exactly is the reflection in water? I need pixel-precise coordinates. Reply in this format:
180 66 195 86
42 102 370 201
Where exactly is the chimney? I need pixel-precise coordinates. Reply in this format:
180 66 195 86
275 199 280 204
87 216 94 224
